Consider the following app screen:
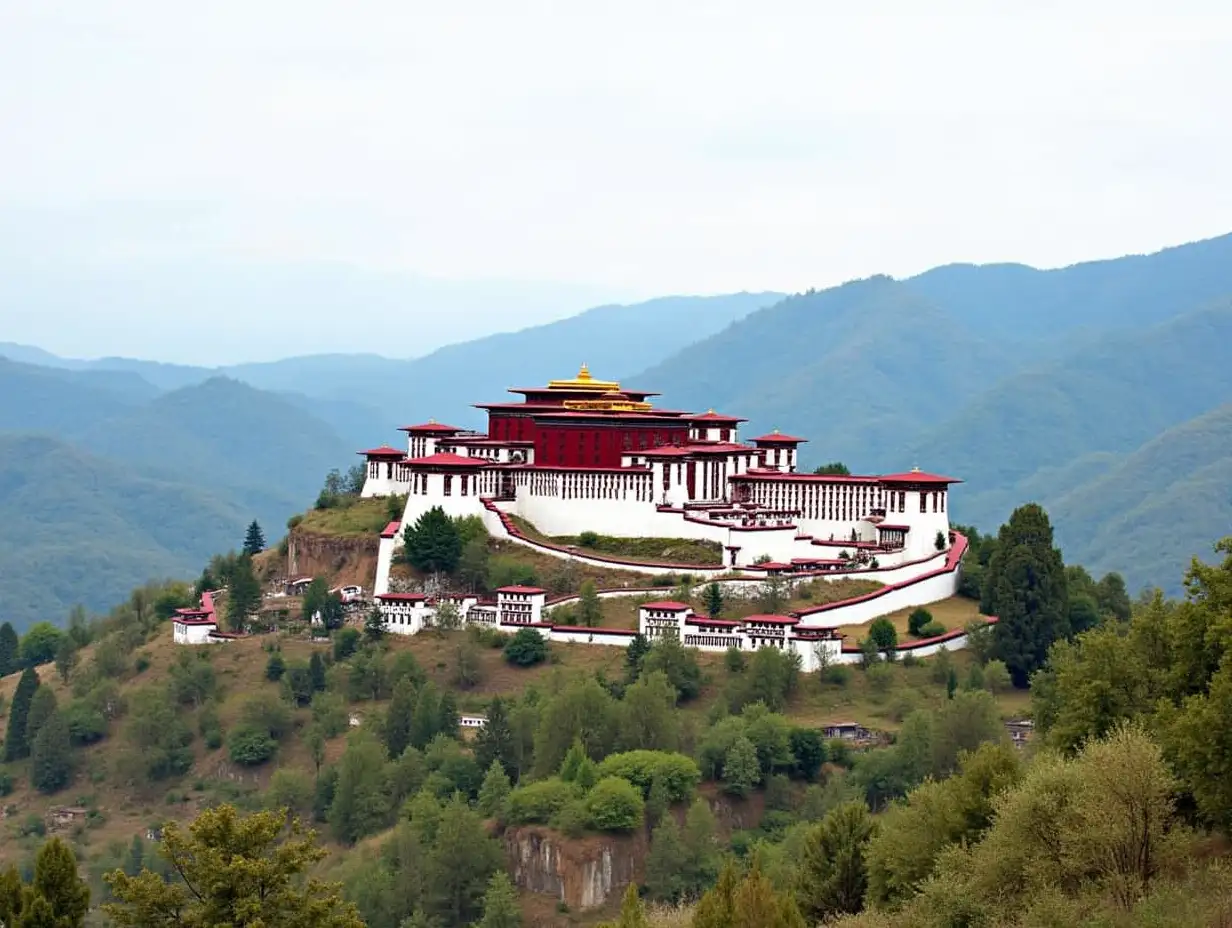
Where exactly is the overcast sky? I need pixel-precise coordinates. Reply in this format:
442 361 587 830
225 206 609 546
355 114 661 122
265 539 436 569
1 1 1230 363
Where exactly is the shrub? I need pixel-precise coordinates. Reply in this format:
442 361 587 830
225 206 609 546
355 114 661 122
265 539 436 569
0 771 12 797
866 662 895 695
265 653 287 682
918 621 946 639
596 751 701 803
553 798 590 837
586 777 645 832
227 724 277 766
823 664 852 687
134 654 151 674
907 608 933 637
506 778 581 825
64 701 108 746
333 627 361 661
503 628 549 667
577 531 600 548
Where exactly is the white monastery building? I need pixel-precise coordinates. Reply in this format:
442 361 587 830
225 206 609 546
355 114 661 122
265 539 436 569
355 365 976 667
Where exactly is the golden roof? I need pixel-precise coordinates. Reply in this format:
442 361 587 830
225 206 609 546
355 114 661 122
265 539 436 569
548 363 621 392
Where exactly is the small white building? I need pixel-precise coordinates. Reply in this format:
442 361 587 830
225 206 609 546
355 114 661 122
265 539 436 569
636 601 842 672
496 586 547 625
173 591 219 644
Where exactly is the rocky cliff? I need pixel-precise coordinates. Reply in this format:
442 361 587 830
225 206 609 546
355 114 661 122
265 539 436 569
504 826 647 912
280 529 379 589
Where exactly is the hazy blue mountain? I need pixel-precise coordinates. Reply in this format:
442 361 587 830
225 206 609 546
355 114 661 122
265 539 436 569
0 434 250 631
0 357 161 434
908 231 1232 340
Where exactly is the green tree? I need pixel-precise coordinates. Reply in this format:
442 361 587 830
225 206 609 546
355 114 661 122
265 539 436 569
26 685 58 744
986 503 1069 687
476 871 521 928
796 800 874 922
31 711 74 793
692 860 737 928
20 623 64 667
813 462 850 475
403 507 463 574
703 582 724 618
908 607 933 637
266 651 287 682
474 696 517 778
722 735 760 797
577 580 602 628
421 796 502 927
680 797 721 899
642 635 702 702
982 659 1011 694
329 731 393 843
503 628 548 667
226 554 262 630
0 621 18 676
618 670 680 752
364 607 385 642
867 617 897 659
477 760 512 819
458 538 491 592
53 636 77 685
320 594 346 632
732 861 806 928
386 678 417 759
309 652 328 692
24 837 90 927
1095 572 1132 622
602 884 648 928
586 777 645 832
644 817 688 903
243 519 266 555
303 577 330 624
4 666 39 761
104 805 364 928
788 727 826 781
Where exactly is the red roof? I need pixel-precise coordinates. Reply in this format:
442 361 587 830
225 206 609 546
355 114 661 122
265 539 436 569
743 614 800 625
359 445 404 457
750 432 807 444
380 521 402 539
879 471 962 485
685 442 754 454
691 411 746 423
174 616 217 626
638 446 692 457
686 617 741 628
497 585 547 595
755 561 793 570
376 592 429 602
640 601 692 612
404 452 488 468
400 422 462 433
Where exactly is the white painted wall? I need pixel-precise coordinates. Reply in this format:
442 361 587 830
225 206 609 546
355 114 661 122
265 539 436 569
173 621 215 644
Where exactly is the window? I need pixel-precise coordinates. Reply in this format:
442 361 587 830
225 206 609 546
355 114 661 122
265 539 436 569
921 492 927 513
444 475 453 496
461 475 468 496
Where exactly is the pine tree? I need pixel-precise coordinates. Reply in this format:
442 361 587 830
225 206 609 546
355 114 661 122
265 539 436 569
226 554 262 630
0 621 19 677
693 860 738 928
604 884 648 928
474 696 516 777
403 507 463 574
309 652 327 692
733 861 805 928
31 711 73 794
477 871 521 928
29 837 90 927
703 582 724 618
644 816 688 902
987 503 1069 687
53 636 78 684
243 520 266 556
477 759 512 819
364 607 385 642
410 684 440 750
25 686 58 744
385 679 416 759
4 666 39 761
437 691 459 738
796 800 874 921
577 581 602 628
624 634 650 682
680 797 721 898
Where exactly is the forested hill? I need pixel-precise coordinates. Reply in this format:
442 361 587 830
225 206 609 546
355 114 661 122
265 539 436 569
633 232 1232 594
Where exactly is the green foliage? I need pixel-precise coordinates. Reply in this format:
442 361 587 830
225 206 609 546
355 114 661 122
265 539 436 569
596 750 701 802
796 800 875 921
813 461 851 475
402 507 463 574
577 530 599 548
918 620 945 638
105 805 363 928
0 621 19 676
20 623 64 667
31 711 74 794
225 554 262 630
502 628 548 667
788 727 826 780
867 617 897 656
617 670 680 752
586 776 645 832
908 607 933 637
476 871 522 928
641 634 702 701
505 779 581 826
4 837 91 928
457 537 490 592
477 760 512 820
329 730 393 844
333 627 360 661
265 651 286 682
577 580 602 628
3 666 39 761
728 646 799 712
987 503 1069 687
228 724 278 766
722 735 761 796
703 582 724 617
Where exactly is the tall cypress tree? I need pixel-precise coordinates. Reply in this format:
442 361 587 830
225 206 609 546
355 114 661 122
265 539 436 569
0 621 18 676
243 520 266 555
31 711 74 794
226 554 262 630
986 503 1069 688
474 696 516 777
3 666 40 761
31 837 90 927
385 678 416 759
308 652 327 692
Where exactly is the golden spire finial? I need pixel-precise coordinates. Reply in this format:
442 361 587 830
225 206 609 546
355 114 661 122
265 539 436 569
577 363 590 381
708 408 715 414
773 427 780 435
911 464 921 473
429 417 436 424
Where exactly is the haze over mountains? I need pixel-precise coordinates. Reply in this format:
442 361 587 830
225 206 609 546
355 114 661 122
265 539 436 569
3 234 1231 627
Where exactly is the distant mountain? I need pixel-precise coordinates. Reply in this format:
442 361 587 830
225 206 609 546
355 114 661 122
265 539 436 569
1048 404 1232 593
4 292 780 432
0 357 161 434
908 232 1232 340
631 278 1011 469
80 377 354 513
0 434 249 631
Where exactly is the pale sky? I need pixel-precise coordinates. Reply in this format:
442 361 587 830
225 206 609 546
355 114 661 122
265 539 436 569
1 1 1230 363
